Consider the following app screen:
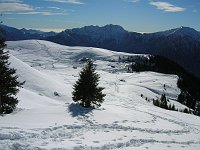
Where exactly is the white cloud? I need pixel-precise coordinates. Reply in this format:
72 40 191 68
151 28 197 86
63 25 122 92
14 11 67 15
45 0 83 4
48 7 61 10
0 3 33 12
124 0 140 3
5 10 68 15
149 1 185 12
192 9 198 13
129 0 140 3
0 1 68 15
0 0 22 2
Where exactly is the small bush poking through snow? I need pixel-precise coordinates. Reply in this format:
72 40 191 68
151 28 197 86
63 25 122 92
54 91 60 97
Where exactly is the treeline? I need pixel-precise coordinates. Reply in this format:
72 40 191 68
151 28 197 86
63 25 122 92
119 55 200 116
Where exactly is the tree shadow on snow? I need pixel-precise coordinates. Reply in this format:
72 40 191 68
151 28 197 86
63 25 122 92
68 103 93 117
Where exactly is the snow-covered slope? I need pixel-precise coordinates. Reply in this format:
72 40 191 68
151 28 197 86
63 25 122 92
0 40 200 150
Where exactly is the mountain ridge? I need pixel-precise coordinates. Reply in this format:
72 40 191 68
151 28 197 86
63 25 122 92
46 25 200 78
1 24 200 78
0 24 57 41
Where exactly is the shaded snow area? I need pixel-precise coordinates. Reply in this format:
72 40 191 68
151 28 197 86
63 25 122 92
0 40 200 150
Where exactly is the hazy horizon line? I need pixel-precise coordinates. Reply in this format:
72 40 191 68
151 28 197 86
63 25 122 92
2 23 200 34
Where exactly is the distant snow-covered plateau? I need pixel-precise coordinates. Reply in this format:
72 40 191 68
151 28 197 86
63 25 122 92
0 40 200 150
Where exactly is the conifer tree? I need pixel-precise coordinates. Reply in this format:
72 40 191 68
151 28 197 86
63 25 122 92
0 33 24 114
172 104 175 111
160 94 168 109
72 60 105 108
195 103 200 116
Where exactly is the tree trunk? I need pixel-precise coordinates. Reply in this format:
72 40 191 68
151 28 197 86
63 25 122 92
0 95 2 114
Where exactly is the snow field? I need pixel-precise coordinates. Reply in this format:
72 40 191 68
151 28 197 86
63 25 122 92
0 40 200 150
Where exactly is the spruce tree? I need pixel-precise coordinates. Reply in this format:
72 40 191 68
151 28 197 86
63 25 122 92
0 36 24 114
160 94 168 109
72 60 105 108
172 104 175 111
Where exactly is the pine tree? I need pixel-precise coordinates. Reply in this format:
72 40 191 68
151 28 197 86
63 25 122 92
168 103 172 110
195 102 200 116
72 60 105 108
160 94 168 109
172 104 175 111
153 99 161 107
183 108 189 114
0 36 24 114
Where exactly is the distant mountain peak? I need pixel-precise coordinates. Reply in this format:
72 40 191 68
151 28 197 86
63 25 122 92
169 26 200 39
60 24 128 43
177 26 197 32
103 24 125 29
103 24 127 33
152 26 200 39
63 24 127 34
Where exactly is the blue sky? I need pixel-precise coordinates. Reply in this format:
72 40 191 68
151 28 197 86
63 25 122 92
0 0 200 33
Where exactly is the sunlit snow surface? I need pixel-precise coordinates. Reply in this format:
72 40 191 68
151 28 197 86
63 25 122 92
0 40 200 150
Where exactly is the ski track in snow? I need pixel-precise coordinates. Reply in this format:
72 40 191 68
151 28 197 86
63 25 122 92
0 40 200 150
